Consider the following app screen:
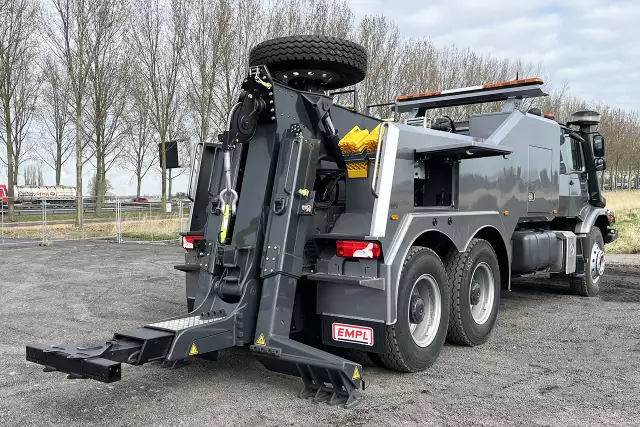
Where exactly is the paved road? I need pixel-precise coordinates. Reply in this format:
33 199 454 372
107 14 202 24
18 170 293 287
1 242 638 426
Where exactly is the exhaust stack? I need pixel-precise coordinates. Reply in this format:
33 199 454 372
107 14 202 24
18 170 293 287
569 110 601 132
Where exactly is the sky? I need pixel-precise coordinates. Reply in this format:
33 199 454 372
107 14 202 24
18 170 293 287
348 0 640 110
23 0 640 197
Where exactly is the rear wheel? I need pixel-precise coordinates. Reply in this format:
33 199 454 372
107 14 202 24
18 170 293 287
444 239 501 346
570 227 605 297
378 247 449 373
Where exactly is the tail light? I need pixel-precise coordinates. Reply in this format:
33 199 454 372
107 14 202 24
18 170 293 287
336 240 381 259
607 210 616 225
181 235 204 250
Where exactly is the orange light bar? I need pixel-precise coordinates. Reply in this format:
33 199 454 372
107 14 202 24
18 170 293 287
396 77 545 102
397 91 442 102
482 78 544 89
544 113 555 119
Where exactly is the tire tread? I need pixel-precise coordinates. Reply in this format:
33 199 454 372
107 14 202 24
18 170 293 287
443 238 498 346
378 246 433 373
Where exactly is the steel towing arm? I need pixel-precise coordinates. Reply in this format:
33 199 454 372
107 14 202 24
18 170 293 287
25 65 365 408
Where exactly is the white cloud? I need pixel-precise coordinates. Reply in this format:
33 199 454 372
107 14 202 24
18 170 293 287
348 0 640 110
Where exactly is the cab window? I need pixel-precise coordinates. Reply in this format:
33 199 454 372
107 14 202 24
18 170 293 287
561 135 583 172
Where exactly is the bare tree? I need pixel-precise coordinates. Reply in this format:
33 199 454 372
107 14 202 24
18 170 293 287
0 52 40 187
184 0 232 144
85 0 129 213
23 162 44 185
121 83 157 198
39 54 74 185
212 0 266 127
0 0 39 219
49 0 95 226
131 0 187 210
164 102 189 200
353 15 402 116
265 0 353 38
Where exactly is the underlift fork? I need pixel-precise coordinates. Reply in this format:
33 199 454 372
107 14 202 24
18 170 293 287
26 66 364 408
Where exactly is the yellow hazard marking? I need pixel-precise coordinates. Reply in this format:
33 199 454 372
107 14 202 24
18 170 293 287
219 204 230 243
255 333 266 346
189 343 199 356
352 366 361 380
254 75 272 89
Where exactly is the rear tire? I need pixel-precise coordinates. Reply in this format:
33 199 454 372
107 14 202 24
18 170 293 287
444 239 501 346
378 247 449 373
570 227 605 297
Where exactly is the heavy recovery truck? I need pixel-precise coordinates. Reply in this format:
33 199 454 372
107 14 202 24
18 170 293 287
26 36 618 408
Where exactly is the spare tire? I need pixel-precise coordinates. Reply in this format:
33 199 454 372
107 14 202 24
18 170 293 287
249 35 368 90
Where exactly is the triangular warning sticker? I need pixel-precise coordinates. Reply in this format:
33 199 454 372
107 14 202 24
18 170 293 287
352 366 361 380
189 343 199 356
255 333 266 346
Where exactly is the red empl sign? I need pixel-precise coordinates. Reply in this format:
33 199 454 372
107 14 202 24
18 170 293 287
332 323 374 346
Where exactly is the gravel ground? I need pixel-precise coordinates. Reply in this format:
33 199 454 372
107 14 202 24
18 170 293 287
1 242 639 427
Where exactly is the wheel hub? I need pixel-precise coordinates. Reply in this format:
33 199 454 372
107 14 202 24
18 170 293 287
470 282 482 305
275 69 341 92
591 243 606 279
410 295 426 324
469 262 495 325
408 274 442 348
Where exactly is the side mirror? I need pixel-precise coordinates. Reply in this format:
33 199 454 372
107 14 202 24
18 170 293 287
593 134 605 158
158 140 181 169
595 158 606 171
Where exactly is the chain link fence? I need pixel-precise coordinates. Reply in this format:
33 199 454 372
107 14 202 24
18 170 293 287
0 196 191 246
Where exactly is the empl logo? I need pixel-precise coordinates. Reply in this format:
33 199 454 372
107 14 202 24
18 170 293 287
332 323 374 346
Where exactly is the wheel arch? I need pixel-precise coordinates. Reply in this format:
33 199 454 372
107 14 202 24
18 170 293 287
412 229 458 260
593 214 608 241
574 206 608 236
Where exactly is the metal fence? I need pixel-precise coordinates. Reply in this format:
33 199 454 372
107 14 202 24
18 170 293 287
0 196 191 246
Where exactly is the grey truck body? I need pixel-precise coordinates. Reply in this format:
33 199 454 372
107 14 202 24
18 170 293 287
184 80 612 327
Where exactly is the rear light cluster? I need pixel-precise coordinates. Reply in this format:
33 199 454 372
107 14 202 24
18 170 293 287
336 240 381 259
181 235 204 250
608 210 616 225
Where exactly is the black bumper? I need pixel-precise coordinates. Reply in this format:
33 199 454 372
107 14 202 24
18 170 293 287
605 227 618 244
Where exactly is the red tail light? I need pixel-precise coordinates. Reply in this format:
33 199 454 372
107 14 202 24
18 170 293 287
336 241 381 259
181 235 204 250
